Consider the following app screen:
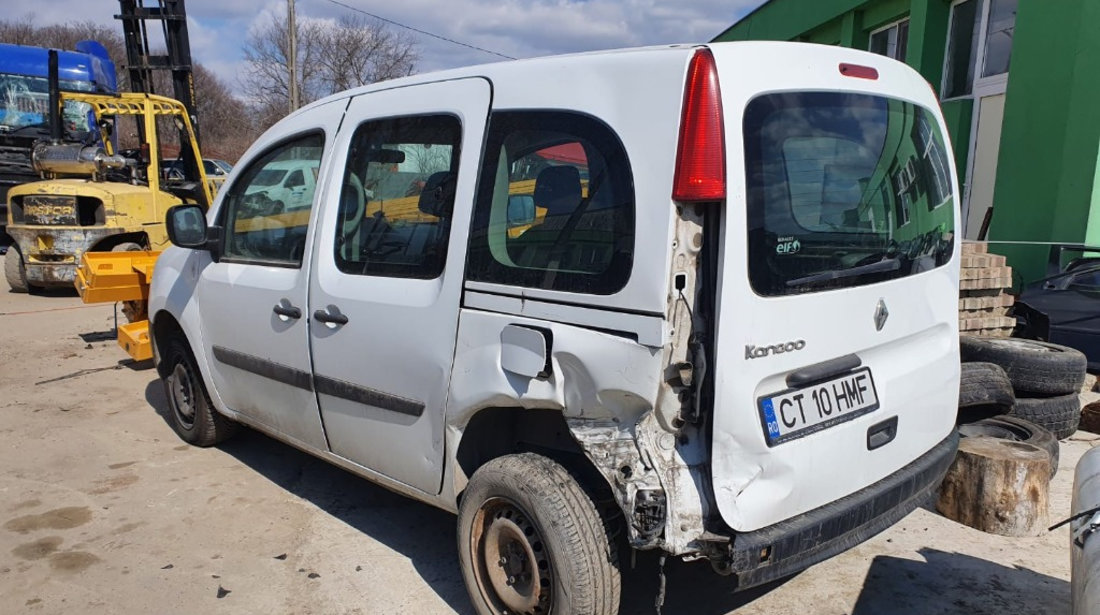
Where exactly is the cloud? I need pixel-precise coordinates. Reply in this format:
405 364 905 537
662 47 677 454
4 0 766 90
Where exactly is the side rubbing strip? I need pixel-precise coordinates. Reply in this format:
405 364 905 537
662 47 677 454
314 374 425 418
212 346 313 391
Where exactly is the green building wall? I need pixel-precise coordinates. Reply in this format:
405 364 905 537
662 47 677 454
986 0 1100 284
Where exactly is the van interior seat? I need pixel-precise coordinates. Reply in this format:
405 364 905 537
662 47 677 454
511 165 582 269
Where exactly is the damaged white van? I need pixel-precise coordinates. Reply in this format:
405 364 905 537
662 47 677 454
151 41 960 614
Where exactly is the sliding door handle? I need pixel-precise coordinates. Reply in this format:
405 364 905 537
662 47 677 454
313 309 349 325
273 304 302 319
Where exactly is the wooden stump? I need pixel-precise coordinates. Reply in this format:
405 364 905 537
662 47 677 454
936 436 1050 536
1081 401 1100 435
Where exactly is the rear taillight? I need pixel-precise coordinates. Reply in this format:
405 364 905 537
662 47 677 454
672 48 725 202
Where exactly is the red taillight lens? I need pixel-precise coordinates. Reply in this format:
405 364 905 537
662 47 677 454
672 48 725 202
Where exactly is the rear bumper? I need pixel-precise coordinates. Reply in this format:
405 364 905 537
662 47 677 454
725 430 958 589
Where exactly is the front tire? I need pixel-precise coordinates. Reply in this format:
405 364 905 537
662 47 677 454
5 245 28 293
160 335 238 446
458 453 620 615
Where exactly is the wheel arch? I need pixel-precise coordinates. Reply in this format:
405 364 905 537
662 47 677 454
453 407 613 506
151 310 187 378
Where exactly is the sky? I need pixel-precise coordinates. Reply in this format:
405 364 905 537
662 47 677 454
5 0 767 92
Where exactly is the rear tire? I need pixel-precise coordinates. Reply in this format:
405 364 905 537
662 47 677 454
960 336 1086 396
457 453 621 615
112 242 145 252
4 245 28 293
958 362 1015 412
958 415 1059 478
1012 393 1081 441
160 335 238 447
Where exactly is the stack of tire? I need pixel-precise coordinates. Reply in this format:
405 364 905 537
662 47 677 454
956 336 1088 477
961 336 1087 438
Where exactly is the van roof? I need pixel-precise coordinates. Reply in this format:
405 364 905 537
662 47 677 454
293 42 704 115
290 40 920 120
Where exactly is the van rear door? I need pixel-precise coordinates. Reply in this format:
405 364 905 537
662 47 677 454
705 43 960 532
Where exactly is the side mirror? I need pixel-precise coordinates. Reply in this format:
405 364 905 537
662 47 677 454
507 195 535 227
166 204 209 249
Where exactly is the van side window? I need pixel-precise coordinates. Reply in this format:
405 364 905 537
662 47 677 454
334 115 461 279
221 132 324 266
467 111 634 295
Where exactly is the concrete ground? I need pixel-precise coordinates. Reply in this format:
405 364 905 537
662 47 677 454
0 260 1091 614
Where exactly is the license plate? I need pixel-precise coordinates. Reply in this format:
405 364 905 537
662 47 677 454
758 367 879 446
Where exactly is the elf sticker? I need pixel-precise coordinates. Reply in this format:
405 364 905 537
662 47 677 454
776 236 801 255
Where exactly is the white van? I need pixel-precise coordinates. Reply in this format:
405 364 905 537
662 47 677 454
153 41 961 614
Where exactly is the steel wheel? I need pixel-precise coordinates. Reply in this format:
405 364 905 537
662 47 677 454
470 497 553 615
167 362 196 429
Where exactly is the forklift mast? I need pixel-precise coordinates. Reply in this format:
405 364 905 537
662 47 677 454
116 0 200 144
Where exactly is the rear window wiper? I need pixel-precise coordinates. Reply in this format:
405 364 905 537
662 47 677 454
786 257 902 288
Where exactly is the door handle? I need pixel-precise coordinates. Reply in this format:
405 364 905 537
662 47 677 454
273 304 302 319
313 309 349 325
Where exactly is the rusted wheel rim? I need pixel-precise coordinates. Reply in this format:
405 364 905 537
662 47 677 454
471 497 552 614
168 363 196 427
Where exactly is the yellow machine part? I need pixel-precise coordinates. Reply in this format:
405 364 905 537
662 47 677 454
117 321 153 362
76 250 161 362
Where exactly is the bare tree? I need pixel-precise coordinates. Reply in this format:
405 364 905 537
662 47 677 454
241 10 417 129
317 15 418 93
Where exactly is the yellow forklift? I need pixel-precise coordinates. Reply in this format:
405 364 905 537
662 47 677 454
5 0 212 362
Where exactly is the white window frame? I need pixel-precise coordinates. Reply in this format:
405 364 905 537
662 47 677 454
940 0 1013 236
940 0 1011 102
868 17 911 62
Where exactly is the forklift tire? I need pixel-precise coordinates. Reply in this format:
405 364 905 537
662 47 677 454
5 245 28 293
161 335 239 447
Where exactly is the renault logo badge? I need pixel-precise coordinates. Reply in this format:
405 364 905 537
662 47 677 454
874 299 889 331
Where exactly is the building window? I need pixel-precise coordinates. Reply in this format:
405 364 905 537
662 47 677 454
943 0 982 98
981 0 1016 77
870 19 909 62
942 0 1016 97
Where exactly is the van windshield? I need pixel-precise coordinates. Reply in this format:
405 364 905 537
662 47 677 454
744 92 954 296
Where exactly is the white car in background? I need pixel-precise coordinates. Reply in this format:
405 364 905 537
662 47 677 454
242 159 319 212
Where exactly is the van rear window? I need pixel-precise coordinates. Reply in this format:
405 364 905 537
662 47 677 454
744 92 954 296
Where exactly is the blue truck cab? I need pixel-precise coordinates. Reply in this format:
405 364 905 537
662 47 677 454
0 40 118 251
